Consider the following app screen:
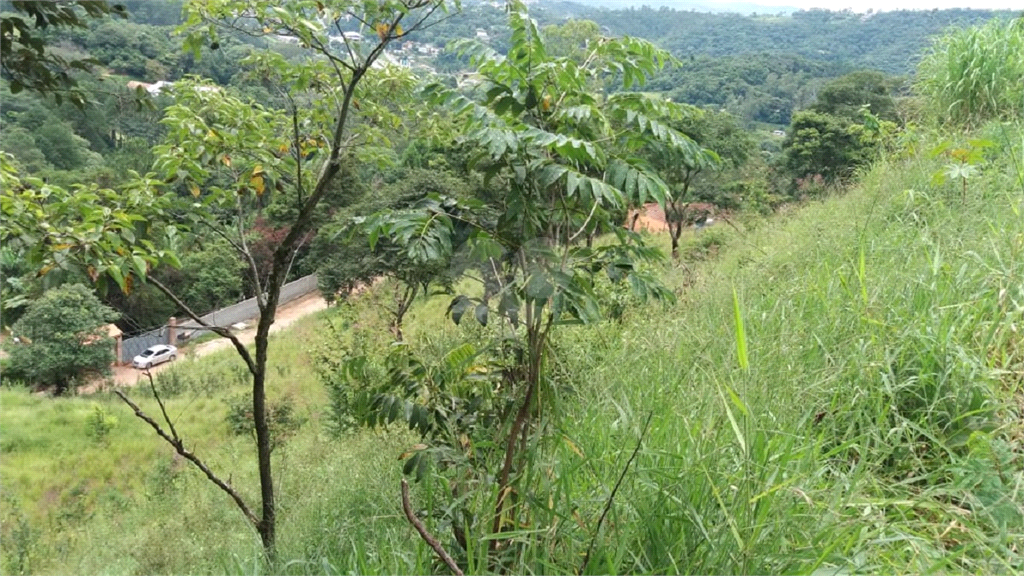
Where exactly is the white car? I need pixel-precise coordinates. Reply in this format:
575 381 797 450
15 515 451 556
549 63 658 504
132 345 178 369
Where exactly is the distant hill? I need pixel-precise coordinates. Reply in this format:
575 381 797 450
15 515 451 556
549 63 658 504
646 52 846 126
537 2 1015 74
542 0 800 14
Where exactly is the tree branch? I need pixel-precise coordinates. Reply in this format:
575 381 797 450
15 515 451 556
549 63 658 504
143 370 179 443
281 229 314 288
272 2 451 271
236 194 266 312
114 388 260 528
401 479 464 576
289 101 306 208
567 199 599 244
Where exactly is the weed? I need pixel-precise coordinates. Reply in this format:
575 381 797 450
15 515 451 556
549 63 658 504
85 402 118 445
0 497 37 576
915 17 1024 127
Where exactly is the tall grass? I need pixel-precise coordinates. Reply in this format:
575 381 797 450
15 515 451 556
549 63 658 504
534 131 1023 574
915 17 1024 127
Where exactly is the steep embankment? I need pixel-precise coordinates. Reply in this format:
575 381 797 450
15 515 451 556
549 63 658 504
550 127 1024 574
2 127 1021 574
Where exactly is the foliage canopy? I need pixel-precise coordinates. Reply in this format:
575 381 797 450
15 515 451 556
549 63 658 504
4 283 119 393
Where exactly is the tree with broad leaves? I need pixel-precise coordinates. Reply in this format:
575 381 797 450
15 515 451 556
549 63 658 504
0 153 182 295
3 283 119 395
2 0 459 561
0 0 127 108
361 0 700 560
810 70 902 124
644 109 758 258
139 0 458 558
782 108 893 186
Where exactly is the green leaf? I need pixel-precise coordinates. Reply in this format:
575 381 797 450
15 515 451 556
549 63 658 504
526 273 554 301
474 303 488 326
448 295 471 325
131 255 148 279
498 292 520 327
403 451 419 476
107 265 126 292
716 382 747 454
726 385 749 417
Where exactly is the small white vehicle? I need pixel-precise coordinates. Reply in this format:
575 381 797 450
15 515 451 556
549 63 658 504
132 345 178 369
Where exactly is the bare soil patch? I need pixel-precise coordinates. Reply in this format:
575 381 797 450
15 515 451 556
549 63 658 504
627 203 670 233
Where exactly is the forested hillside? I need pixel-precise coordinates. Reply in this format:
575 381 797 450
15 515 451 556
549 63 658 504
0 3 1010 341
542 2 1014 74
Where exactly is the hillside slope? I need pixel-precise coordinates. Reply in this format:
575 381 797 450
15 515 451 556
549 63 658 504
2 127 1022 574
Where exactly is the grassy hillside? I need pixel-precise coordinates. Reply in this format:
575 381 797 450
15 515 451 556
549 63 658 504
2 124 1022 574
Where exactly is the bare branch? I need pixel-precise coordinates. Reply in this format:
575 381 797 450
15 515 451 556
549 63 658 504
282 229 314 286
208 222 248 254
236 195 267 312
568 200 599 244
401 479 464 576
579 412 653 575
330 18 361 73
405 2 452 35
144 370 179 443
305 25 356 79
290 102 306 208
146 276 257 376
114 389 260 528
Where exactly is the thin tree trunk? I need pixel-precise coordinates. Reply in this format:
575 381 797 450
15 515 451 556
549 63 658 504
118 6 450 563
491 313 548 551
254 318 276 553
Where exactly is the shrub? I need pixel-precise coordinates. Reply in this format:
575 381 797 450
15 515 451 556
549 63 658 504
85 403 118 444
4 284 119 394
225 393 304 453
313 308 389 436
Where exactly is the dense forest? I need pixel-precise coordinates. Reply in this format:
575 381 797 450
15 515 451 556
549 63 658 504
1 1 1022 574
0 1 1014 334
543 2 1015 74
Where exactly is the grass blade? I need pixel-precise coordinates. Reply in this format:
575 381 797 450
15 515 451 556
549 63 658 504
732 285 749 371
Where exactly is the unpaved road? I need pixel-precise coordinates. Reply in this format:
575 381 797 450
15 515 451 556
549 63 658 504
103 292 328 390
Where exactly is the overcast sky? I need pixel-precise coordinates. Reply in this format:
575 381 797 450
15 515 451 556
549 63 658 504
715 0 1024 10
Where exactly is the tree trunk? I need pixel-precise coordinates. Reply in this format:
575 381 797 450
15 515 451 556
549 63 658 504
491 311 547 552
253 320 276 555
390 283 417 342
670 222 681 259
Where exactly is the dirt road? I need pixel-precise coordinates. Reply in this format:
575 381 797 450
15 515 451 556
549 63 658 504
105 292 328 389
